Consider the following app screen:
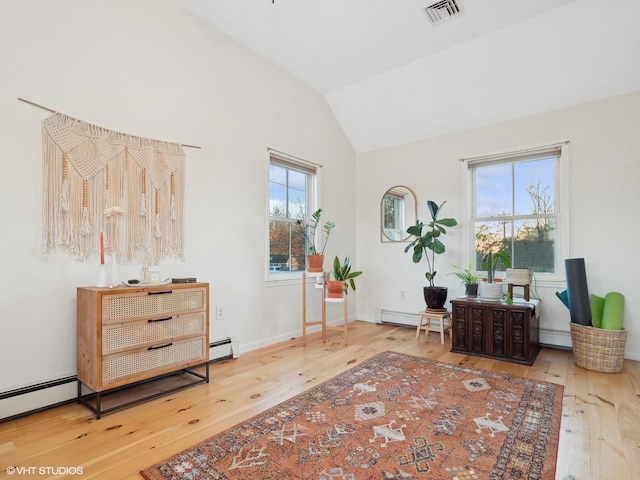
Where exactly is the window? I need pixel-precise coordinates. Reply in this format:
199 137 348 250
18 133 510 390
382 189 406 241
466 143 567 279
268 150 319 275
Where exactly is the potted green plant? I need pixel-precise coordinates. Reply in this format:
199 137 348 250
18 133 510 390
481 249 511 283
479 249 511 299
405 200 457 310
327 255 363 298
295 208 335 272
451 262 479 297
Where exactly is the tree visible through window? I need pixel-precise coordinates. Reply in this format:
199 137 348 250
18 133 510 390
469 146 561 275
382 190 405 241
268 153 316 274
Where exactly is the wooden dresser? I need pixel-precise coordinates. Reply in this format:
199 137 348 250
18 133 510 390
77 282 209 418
450 297 540 365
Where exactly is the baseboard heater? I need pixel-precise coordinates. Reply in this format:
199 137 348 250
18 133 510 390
375 309 419 328
1 338 239 422
1 376 77 423
209 336 240 362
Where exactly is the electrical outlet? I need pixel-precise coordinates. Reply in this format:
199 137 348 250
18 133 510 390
216 307 224 320
400 290 406 299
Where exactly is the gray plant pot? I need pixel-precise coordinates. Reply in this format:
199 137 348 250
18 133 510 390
465 283 478 297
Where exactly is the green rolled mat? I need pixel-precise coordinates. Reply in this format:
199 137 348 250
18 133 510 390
601 292 624 330
590 294 605 328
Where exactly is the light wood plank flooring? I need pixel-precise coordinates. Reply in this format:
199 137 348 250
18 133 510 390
1 321 639 479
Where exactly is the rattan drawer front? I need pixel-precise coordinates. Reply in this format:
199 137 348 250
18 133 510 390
102 337 206 385
102 312 206 354
102 287 206 322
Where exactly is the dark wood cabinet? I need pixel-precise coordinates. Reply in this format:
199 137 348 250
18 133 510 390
450 297 540 365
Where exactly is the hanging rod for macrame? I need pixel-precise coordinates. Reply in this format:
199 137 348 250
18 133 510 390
17 97 202 149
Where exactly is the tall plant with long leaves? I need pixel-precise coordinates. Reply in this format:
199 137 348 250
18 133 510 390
481 250 511 283
331 255 363 294
405 200 458 288
295 208 335 255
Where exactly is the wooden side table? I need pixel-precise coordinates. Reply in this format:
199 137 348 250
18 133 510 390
301 271 327 345
324 295 349 345
507 282 530 301
416 310 451 344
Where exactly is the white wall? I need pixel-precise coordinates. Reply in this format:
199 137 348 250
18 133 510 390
0 0 355 416
355 91 640 359
2 0 638 420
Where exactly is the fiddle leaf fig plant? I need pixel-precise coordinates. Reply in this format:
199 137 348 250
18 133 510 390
405 200 458 288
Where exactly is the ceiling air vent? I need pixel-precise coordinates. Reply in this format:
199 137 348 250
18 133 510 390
424 0 463 26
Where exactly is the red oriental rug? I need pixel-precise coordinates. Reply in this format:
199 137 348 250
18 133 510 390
141 351 563 479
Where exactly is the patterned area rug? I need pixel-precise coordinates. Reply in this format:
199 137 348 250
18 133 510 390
141 351 563 479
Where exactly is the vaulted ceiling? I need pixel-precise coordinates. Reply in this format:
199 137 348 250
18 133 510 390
173 0 640 153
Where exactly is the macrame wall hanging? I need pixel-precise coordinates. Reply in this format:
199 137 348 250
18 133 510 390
42 112 186 265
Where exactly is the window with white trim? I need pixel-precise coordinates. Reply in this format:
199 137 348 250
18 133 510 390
466 143 567 279
382 189 406 241
268 151 318 275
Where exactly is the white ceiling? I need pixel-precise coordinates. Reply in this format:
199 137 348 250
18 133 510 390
173 0 640 153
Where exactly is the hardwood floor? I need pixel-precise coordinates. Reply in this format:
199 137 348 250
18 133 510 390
1 321 639 479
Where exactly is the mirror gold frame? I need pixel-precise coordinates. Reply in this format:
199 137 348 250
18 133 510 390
380 186 417 242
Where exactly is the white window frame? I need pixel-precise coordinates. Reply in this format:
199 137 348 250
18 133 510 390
461 141 570 286
266 148 321 283
381 189 407 241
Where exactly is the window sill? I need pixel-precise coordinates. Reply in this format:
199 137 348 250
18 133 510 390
265 272 303 287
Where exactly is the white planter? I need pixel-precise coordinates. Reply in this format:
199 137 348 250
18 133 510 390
479 281 504 300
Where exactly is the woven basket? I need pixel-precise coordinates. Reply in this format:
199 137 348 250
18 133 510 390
570 323 627 373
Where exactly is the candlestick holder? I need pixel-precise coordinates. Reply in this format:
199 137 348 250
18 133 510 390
97 264 107 287
108 252 119 286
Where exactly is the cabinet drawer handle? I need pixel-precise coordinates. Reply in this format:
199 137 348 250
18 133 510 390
148 290 173 295
148 342 173 350
148 316 173 323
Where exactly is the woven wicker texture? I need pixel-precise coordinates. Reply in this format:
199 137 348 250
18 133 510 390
103 312 206 353
103 337 206 384
103 288 207 322
570 322 627 373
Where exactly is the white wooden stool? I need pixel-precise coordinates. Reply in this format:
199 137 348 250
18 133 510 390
416 310 451 344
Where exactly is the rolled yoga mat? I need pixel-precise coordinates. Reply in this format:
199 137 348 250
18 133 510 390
556 290 570 309
565 258 592 325
601 292 624 330
590 294 605 328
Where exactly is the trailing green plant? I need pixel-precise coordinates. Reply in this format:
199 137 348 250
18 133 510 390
504 291 514 304
451 262 478 285
481 249 511 283
405 200 458 288
295 208 335 255
331 255 363 294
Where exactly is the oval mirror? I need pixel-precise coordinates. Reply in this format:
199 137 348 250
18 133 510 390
381 186 417 242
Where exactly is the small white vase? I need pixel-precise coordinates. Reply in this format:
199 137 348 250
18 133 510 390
479 281 504 300
108 253 119 286
96 264 107 287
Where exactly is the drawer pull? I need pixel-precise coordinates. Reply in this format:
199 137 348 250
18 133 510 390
148 342 173 350
148 290 173 295
148 316 173 323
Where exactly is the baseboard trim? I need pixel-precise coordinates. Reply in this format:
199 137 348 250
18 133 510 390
1 376 77 423
1 398 77 423
0 375 76 400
